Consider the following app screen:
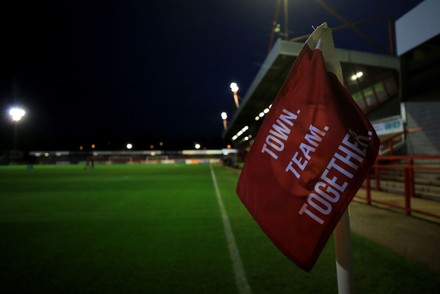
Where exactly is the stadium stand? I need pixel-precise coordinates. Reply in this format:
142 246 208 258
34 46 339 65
28 149 239 166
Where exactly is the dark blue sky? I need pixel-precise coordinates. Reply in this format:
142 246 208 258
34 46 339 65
0 0 422 150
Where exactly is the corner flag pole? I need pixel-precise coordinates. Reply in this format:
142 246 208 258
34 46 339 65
334 210 354 294
309 23 354 294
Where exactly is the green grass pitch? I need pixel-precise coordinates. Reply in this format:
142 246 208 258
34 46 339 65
0 164 439 293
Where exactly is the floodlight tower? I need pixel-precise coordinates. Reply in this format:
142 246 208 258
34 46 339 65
221 112 228 130
9 107 26 152
230 82 240 108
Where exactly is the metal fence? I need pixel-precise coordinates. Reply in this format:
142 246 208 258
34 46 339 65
356 155 440 221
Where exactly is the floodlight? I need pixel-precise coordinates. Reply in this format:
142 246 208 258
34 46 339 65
9 106 26 151
9 107 26 122
230 82 239 93
127 143 133 150
351 71 363 81
230 82 240 108
221 112 228 130
195 143 201 149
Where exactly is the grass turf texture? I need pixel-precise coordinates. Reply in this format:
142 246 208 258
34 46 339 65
0 164 438 293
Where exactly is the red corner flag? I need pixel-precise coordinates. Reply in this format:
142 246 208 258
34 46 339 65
236 23 379 272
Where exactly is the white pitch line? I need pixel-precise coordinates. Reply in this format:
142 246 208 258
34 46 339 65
209 164 252 294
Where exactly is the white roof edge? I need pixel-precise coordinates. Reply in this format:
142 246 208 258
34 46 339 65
395 0 440 56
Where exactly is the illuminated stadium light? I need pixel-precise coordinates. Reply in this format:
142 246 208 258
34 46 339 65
221 112 228 130
9 106 26 151
230 82 239 93
9 107 26 122
126 143 133 150
254 105 273 122
230 82 240 108
351 71 363 80
195 143 201 149
240 134 253 143
232 125 249 141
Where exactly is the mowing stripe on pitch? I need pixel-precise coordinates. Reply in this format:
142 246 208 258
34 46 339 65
209 164 252 294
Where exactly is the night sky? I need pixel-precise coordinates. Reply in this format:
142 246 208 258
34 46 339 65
0 0 422 151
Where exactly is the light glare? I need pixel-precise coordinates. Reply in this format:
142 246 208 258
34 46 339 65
9 107 26 122
230 82 239 93
351 71 363 80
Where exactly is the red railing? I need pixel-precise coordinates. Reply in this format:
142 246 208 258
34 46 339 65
379 128 422 156
357 155 440 220
379 131 405 156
